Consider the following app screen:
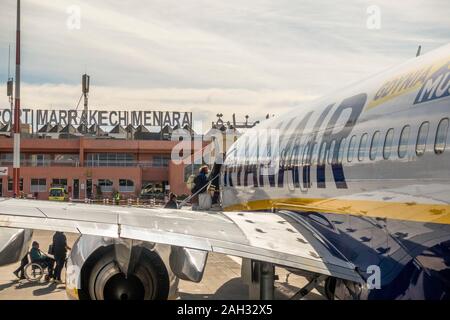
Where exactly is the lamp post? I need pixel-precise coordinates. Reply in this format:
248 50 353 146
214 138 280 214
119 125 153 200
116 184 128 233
13 0 21 198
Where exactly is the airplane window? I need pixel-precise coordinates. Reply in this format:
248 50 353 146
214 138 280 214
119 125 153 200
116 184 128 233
370 131 381 160
383 128 394 160
416 122 430 156
295 140 303 166
311 143 319 165
338 138 346 164
296 140 303 158
328 140 336 164
347 135 356 162
435 118 449 154
398 125 411 159
358 133 369 161
319 142 327 165
302 143 310 165
289 144 298 168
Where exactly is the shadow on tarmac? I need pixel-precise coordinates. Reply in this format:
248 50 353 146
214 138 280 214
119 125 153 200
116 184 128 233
0 279 65 297
179 278 248 300
33 282 65 296
0 281 17 292
178 277 326 300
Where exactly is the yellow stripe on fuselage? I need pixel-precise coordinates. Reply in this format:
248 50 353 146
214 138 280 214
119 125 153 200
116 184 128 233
224 198 450 225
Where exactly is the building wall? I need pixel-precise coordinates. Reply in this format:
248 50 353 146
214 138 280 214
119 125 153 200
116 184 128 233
0 137 190 200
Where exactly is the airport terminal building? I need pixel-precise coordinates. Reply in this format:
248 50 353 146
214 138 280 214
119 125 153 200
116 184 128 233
0 109 198 201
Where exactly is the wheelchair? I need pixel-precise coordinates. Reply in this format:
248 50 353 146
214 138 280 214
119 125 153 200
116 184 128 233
23 255 53 282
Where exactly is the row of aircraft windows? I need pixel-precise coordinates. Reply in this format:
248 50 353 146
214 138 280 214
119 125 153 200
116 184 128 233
306 118 449 165
343 118 449 164
229 118 449 166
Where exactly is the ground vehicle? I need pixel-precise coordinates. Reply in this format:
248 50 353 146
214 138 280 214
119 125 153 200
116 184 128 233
48 188 67 202
139 184 166 200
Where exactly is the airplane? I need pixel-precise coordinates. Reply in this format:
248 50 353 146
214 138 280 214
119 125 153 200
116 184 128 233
0 43 449 300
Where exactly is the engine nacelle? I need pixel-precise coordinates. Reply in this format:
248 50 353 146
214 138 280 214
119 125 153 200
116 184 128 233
0 228 33 267
66 235 208 300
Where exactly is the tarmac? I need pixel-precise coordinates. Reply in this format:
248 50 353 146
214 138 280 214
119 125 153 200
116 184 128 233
0 231 324 300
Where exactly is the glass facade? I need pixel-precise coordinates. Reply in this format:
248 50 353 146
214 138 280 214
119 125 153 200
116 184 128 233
152 155 170 167
0 153 79 167
119 179 135 193
98 179 114 193
86 153 135 167
7 178 23 192
30 179 47 193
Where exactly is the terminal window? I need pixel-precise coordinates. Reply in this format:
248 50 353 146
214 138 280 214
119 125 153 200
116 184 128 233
119 179 135 193
7 178 23 192
86 153 135 167
98 179 114 193
31 179 47 193
0 153 25 166
52 179 68 191
29 154 52 167
152 155 170 167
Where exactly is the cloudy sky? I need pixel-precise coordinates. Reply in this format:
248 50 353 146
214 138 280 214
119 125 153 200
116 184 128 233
0 0 449 129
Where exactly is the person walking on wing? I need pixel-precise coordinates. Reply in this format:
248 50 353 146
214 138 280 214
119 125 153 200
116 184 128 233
52 232 71 284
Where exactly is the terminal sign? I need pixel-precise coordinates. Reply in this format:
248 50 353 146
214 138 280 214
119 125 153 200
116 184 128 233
0 167 8 176
0 109 193 132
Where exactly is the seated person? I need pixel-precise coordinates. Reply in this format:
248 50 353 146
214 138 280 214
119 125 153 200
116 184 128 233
164 193 178 209
30 241 55 281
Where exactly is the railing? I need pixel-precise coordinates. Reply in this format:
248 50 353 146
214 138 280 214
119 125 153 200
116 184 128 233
0 160 81 167
0 160 169 168
76 197 166 208
84 160 169 168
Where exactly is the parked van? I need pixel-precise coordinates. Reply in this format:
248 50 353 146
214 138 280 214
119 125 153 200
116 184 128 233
49 187 67 202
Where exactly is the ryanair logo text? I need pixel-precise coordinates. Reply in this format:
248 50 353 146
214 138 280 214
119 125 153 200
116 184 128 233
414 61 450 105
368 58 450 109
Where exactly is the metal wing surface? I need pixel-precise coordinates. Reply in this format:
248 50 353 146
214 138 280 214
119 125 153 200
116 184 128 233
0 198 361 282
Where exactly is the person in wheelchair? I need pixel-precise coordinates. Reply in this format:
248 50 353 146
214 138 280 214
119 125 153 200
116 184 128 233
30 241 55 281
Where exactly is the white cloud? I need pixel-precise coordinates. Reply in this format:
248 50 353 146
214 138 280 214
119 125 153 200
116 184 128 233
0 0 448 128
0 82 317 126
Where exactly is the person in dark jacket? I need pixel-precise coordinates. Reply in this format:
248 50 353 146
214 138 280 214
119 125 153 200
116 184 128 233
192 166 209 194
191 166 209 209
164 193 178 209
52 232 71 283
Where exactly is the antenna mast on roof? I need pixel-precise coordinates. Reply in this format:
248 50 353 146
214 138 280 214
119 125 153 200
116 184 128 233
82 74 90 133
416 45 422 57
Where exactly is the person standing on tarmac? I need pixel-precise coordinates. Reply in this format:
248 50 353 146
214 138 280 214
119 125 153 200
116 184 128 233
13 255 29 280
52 232 71 284
114 191 121 205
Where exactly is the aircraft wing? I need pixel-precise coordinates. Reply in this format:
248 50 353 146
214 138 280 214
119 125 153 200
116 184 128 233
0 198 362 283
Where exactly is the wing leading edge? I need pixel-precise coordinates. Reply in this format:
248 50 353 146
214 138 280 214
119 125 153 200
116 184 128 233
0 198 362 283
